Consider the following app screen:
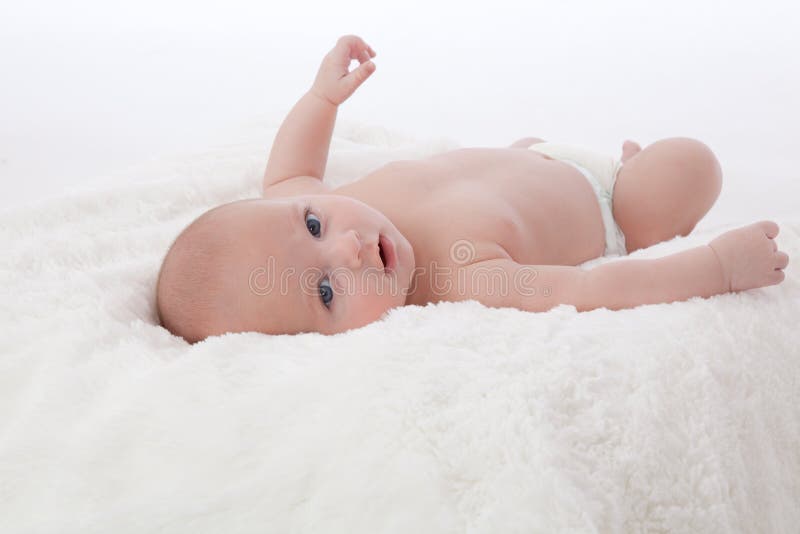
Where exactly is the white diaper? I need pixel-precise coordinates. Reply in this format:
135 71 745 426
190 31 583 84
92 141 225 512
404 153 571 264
528 142 628 257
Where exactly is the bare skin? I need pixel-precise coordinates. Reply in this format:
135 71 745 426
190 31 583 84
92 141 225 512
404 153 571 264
334 145 624 304
155 35 789 341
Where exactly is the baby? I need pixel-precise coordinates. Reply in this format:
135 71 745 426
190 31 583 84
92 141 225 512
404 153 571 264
156 35 789 343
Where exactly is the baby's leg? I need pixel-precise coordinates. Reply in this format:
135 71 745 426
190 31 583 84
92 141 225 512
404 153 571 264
612 137 723 253
621 140 641 163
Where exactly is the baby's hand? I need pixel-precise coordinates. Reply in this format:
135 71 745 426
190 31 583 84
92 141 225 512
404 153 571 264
310 35 376 106
708 220 789 292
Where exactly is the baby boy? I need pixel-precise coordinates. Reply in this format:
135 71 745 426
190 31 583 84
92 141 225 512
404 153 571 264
156 35 789 343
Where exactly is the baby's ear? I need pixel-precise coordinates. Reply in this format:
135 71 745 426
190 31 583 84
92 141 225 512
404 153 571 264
262 176 331 199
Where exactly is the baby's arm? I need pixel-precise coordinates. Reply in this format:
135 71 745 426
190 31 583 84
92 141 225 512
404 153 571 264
451 221 787 312
262 35 376 196
583 244 727 310
587 221 787 309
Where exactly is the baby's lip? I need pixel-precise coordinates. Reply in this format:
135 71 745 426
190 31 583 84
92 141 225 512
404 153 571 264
379 234 397 274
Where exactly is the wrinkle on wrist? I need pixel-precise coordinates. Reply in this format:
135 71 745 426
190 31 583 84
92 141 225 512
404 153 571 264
308 88 338 108
706 243 731 293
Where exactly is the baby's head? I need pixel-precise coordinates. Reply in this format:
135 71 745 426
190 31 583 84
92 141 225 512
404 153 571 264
156 195 415 342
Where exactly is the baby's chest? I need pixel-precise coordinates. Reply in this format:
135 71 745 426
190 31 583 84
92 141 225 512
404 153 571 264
339 150 605 265
407 185 526 264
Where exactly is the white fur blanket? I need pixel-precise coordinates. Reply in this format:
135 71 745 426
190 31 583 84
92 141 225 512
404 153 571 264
1 120 798 533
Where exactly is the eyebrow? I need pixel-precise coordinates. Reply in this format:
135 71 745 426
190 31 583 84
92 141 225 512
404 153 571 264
293 202 302 240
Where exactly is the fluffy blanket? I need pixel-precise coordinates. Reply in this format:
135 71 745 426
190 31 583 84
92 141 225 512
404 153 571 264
1 120 798 533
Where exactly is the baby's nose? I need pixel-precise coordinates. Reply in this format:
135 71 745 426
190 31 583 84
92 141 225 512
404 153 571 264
333 230 362 270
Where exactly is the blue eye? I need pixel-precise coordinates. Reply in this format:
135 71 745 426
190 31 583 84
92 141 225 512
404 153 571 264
305 210 321 237
319 278 333 308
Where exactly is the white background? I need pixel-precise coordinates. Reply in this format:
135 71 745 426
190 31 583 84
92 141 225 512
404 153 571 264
1 0 798 227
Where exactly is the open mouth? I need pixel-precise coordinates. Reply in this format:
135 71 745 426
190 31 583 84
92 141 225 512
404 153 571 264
378 234 397 274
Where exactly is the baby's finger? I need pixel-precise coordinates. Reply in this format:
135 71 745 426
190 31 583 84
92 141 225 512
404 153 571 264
341 60 375 94
338 37 370 65
335 36 359 60
356 47 371 64
355 39 374 62
775 250 789 270
348 35 375 61
354 59 376 79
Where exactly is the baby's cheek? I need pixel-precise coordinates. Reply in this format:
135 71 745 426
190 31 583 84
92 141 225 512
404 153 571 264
341 275 399 327
351 293 389 322
350 285 393 322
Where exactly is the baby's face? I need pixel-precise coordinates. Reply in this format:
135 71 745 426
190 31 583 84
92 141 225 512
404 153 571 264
220 195 415 335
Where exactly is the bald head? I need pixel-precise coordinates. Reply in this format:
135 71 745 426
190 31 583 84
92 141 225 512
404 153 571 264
156 200 257 343
156 193 416 341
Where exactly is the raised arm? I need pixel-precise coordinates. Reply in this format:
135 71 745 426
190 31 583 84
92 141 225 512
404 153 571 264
262 35 377 196
451 221 787 312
